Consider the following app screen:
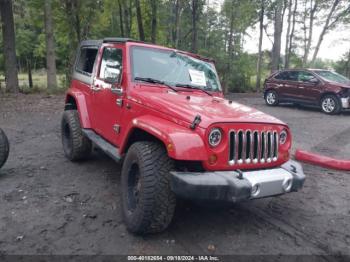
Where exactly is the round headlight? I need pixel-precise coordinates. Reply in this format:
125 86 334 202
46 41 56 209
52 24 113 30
279 129 288 144
208 128 222 147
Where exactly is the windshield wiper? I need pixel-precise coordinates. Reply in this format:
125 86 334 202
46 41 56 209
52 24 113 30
135 77 178 92
175 84 212 96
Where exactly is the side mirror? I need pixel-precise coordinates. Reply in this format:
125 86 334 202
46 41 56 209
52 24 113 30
104 61 121 84
308 77 319 84
110 66 123 96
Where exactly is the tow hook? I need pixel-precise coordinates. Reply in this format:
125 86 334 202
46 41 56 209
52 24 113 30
236 169 243 180
190 115 201 130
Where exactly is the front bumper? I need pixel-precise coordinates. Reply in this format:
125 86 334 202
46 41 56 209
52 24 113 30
170 160 305 203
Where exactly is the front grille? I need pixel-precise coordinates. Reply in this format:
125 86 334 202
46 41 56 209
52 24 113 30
228 130 278 165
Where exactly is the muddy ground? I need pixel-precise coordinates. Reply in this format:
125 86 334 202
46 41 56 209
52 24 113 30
0 93 349 259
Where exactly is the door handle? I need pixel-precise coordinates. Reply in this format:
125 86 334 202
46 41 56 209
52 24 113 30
298 86 305 89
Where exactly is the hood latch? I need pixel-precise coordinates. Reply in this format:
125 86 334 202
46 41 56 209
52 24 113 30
190 115 201 130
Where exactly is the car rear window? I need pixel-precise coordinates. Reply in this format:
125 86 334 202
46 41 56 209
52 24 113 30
76 47 98 75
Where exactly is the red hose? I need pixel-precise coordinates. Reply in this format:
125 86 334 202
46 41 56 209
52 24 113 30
295 149 350 171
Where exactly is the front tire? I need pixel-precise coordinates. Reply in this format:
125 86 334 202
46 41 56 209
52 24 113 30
121 141 176 234
0 129 9 169
265 90 279 106
61 110 92 161
320 95 341 115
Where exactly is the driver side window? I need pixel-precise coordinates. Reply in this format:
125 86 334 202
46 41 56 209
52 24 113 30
99 47 123 82
298 71 315 82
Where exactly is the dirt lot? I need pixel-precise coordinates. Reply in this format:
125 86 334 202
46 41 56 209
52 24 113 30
0 93 349 259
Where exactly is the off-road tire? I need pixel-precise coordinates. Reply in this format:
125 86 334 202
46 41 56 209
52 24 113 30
121 141 176 234
320 94 341 115
61 110 92 161
0 129 9 169
265 90 279 106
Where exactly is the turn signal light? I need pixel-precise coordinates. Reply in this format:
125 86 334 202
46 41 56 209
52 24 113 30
167 143 174 152
208 154 218 165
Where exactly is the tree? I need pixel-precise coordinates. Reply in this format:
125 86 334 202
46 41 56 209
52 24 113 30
286 0 297 67
150 0 157 43
135 0 145 41
311 0 349 64
190 0 203 53
256 0 265 91
302 0 318 66
284 0 292 68
172 0 183 48
44 0 57 89
271 0 283 72
0 0 19 93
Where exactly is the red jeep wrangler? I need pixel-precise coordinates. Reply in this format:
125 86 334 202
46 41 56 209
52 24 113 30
61 38 305 234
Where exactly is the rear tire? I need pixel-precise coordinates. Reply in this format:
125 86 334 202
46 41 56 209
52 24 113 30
0 129 9 169
121 141 176 234
61 110 92 161
265 90 279 106
320 95 341 115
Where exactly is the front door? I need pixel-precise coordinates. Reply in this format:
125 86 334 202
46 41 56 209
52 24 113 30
297 71 322 104
91 44 125 146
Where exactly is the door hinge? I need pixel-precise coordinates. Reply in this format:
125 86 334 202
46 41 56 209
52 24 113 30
113 124 120 134
116 98 123 107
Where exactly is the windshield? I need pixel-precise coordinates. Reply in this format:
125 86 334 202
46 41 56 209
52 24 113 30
131 46 222 92
313 70 350 84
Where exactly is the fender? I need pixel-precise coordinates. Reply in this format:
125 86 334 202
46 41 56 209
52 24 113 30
121 115 208 161
65 87 92 128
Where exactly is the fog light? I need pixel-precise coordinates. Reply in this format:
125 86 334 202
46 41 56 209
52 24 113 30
208 154 218 165
251 184 260 197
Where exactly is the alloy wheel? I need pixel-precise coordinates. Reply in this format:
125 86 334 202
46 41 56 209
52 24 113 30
322 98 335 113
266 92 276 105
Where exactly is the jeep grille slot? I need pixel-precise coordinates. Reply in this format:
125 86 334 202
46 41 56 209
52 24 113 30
228 130 278 165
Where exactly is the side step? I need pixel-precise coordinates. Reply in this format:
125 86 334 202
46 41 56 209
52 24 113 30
82 129 121 162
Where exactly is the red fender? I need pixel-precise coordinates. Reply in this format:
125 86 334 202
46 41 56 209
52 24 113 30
295 149 350 171
121 115 208 161
65 87 92 128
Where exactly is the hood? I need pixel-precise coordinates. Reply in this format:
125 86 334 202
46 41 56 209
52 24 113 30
326 81 350 89
130 87 285 128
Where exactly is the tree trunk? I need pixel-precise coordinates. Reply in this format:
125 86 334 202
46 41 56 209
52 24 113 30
302 0 317 65
173 0 182 48
0 0 19 93
135 0 145 41
27 58 33 89
191 0 198 53
117 0 125 37
227 1 235 60
256 0 264 91
123 0 132 37
284 0 292 69
311 0 340 65
271 0 283 72
150 0 157 43
72 0 81 42
44 0 57 89
287 0 297 66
